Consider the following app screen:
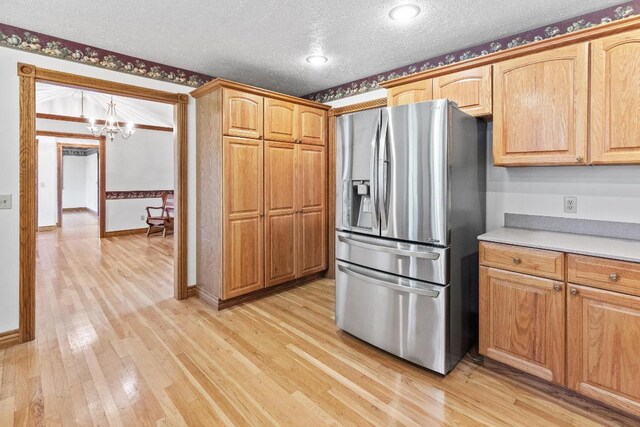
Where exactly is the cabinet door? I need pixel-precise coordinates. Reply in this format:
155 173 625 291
432 66 492 117
223 137 264 299
591 29 640 164
493 43 588 166
479 267 565 385
264 98 298 143
387 80 433 107
297 144 327 276
298 106 326 146
222 89 263 139
567 285 640 417
264 142 297 287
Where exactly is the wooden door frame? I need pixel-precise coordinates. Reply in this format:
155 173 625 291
18 63 190 344
54 138 105 231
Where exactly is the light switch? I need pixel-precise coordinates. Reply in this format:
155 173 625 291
40 182 45 188
0 194 12 209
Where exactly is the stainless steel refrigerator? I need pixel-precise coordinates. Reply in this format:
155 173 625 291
335 99 485 375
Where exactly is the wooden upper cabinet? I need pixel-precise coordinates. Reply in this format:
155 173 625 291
222 137 264 299
222 89 263 139
591 29 640 164
567 285 640 417
264 141 297 287
387 80 433 107
479 267 565 385
298 106 326 145
297 144 327 276
492 43 589 166
264 98 298 143
432 65 492 117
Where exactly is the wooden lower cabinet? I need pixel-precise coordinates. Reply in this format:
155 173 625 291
298 144 327 275
223 137 265 299
265 142 326 286
479 266 565 384
567 284 640 417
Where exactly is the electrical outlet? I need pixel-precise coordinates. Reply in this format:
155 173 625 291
0 194 12 209
564 196 577 214
140 215 146 221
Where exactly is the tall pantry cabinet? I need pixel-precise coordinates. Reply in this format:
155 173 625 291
192 79 330 308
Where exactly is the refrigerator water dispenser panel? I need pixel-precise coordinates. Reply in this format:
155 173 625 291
351 180 373 230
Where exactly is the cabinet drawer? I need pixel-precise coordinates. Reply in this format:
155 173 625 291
479 242 564 280
568 254 640 297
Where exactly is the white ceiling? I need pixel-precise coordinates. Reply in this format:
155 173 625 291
5 0 624 96
36 83 174 127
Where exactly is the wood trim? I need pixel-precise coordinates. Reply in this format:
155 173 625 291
19 66 36 344
190 78 331 110
57 143 62 227
196 272 323 310
37 226 56 232
328 98 387 117
186 285 197 299
36 130 101 140
0 329 21 350
62 207 91 213
36 113 174 133
99 136 106 238
174 102 188 300
18 63 190 344
380 15 640 89
103 228 148 237
24 64 185 104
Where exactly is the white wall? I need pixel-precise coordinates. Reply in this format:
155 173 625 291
85 153 98 213
37 137 57 227
328 92 640 232
62 155 88 209
0 48 197 333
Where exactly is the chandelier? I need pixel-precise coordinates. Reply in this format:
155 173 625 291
87 96 135 142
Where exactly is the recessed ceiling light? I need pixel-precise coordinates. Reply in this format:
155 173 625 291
306 55 328 65
389 4 421 21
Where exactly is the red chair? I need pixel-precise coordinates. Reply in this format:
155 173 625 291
146 192 174 237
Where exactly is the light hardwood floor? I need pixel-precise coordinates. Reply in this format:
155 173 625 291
0 212 635 426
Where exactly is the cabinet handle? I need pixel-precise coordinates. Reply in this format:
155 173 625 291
576 156 584 163
609 272 619 282
553 284 562 292
513 257 521 265
570 288 579 296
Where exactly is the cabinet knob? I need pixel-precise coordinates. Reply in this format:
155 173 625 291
513 257 521 265
576 156 584 163
609 272 619 282
554 284 562 292
570 288 579 296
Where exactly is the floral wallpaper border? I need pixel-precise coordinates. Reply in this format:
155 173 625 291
62 147 98 157
0 23 213 88
304 1 639 102
106 190 173 200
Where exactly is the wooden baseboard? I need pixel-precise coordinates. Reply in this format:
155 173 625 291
186 285 198 298
86 207 98 215
193 272 325 311
37 225 57 232
103 227 148 238
480 356 640 425
0 329 20 350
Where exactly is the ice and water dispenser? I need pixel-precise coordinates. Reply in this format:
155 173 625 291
345 179 374 231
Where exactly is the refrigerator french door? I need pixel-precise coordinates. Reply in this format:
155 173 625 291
335 100 485 375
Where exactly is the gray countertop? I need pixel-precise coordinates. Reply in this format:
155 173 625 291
478 227 640 263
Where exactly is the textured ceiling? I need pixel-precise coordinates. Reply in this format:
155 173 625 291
4 0 624 96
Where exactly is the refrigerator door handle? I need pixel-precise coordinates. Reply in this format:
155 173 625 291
338 265 441 298
337 235 440 260
378 111 389 228
370 111 381 226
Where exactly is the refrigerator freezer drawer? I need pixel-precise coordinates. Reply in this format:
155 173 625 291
336 261 450 374
336 231 449 284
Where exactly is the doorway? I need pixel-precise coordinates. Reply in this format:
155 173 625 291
18 63 189 343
